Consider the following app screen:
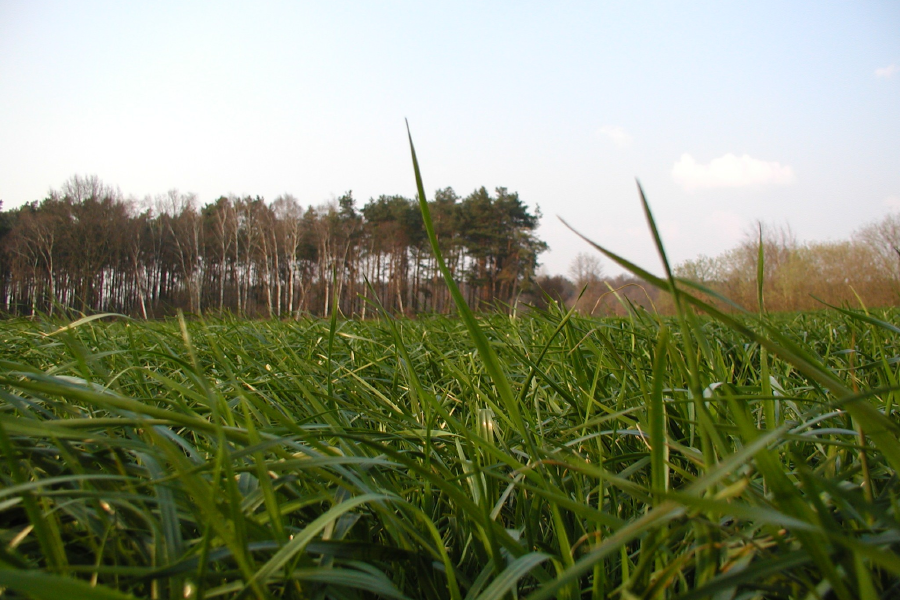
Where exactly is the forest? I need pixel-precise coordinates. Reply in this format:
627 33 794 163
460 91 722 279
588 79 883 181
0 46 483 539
2 174 899 319
0 175 547 318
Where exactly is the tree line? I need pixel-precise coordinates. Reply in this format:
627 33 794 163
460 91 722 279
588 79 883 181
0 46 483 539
671 218 900 312
533 218 900 316
0 175 547 318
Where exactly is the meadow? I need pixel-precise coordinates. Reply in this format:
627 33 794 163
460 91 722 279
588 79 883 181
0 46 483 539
1 137 899 599
1 292 899 600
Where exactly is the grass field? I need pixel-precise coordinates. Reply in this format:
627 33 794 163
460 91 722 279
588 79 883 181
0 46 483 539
1 137 899 599
1 299 898 599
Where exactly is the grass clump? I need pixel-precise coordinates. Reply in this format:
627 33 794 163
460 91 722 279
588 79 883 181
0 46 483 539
0 135 897 598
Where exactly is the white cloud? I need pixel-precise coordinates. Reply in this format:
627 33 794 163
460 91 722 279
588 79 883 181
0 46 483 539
875 64 898 78
598 125 632 147
672 153 795 191
884 195 900 209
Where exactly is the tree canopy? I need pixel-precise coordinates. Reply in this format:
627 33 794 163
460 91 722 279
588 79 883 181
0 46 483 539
0 176 547 318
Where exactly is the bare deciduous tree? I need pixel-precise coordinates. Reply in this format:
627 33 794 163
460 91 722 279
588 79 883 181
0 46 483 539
568 252 603 289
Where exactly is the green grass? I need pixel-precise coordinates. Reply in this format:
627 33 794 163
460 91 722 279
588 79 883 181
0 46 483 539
0 137 898 598
1 301 898 599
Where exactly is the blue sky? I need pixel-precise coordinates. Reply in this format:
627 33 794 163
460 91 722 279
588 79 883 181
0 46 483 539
1 1 898 276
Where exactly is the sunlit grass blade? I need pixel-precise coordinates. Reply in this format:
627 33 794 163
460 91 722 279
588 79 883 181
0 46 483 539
44 312 132 337
406 122 525 439
648 326 669 499
237 492 391 597
470 552 551 600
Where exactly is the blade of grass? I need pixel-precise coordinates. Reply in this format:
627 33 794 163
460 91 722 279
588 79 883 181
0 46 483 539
0 570 139 600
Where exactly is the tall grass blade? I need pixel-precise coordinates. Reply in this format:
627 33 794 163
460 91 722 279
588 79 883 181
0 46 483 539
406 122 525 438
0 570 139 600
471 552 551 600
237 493 390 598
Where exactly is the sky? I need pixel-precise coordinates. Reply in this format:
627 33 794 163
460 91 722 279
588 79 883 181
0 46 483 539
1 1 899 277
